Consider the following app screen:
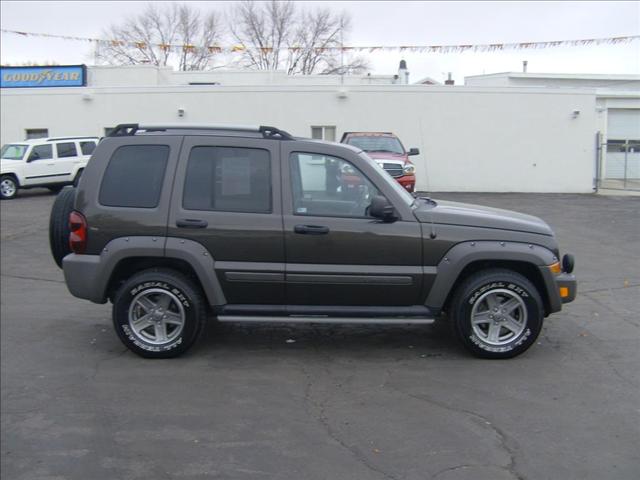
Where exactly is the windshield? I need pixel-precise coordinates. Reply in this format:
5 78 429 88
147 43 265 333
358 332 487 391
347 136 404 154
1 144 28 160
358 152 415 206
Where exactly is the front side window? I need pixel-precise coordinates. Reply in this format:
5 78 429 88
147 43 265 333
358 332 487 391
56 142 78 158
183 146 271 213
290 152 381 218
346 136 404 154
27 144 53 161
1 144 28 160
99 145 169 208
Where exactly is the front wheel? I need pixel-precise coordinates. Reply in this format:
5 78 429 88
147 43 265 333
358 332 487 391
449 269 544 359
112 269 207 358
0 175 18 199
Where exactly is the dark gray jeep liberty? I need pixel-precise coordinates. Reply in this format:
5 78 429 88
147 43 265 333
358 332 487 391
49 124 576 359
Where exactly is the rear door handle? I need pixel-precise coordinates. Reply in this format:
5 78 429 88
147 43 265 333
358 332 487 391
294 224 330 235
176 218 208 229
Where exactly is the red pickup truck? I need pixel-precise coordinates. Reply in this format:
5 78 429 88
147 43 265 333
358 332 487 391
340 132 419 193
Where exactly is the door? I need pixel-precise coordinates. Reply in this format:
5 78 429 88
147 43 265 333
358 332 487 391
53 141 81 181
22 143 56 186
167 136 285 305
282 145 423 306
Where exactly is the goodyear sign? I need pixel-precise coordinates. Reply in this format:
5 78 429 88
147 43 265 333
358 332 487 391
0 65 86 88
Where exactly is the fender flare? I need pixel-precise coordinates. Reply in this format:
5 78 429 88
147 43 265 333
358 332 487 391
425 240 558 310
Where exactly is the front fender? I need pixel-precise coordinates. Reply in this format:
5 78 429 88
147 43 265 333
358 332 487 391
425 241 558 310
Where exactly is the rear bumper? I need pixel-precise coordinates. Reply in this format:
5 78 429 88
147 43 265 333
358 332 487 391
396 175 415 192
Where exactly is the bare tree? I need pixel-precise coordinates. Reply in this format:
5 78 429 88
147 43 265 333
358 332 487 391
97 3 223 71
231 1 369 75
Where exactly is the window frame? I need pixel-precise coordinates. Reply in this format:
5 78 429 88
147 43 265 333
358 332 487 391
289 150 384 220
182 145 273 214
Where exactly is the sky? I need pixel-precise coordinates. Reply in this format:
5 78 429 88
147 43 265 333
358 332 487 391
1 0 639 84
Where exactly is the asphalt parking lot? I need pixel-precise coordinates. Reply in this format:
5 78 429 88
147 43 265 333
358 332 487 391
1 189 639 480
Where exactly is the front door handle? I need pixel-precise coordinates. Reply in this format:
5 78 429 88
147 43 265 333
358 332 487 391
294 224 330 235
176 218 208 229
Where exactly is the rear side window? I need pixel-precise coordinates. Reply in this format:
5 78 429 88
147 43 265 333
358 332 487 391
183 146 271 213
27 144 53 161
99 145 169 208
56 142 77 158
80 141 96 155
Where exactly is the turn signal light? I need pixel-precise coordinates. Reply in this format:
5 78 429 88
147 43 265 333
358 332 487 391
549 262 562 274
560 287 570 298
69 211 87 254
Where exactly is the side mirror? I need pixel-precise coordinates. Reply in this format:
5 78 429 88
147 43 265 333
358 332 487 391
369 195 397 222
27 153 40 162
408 148 420 156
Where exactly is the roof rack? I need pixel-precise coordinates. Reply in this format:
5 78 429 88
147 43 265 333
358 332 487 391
107 123 294 140
46 136 99 142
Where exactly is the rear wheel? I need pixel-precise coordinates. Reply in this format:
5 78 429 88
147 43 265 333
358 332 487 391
0 175 18 199
48 187 76 268
449 269 544 359
112 269 207 358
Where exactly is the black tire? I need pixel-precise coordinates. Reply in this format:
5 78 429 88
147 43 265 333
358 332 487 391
73 169 83 187
112 269 207 358
449 269 544 359
48 185 63 194
48 187 76 268
0 175 18 199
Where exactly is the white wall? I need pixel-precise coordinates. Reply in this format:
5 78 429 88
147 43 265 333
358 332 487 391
0 84 597 192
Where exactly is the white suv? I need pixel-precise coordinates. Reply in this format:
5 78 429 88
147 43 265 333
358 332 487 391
0 136 99 199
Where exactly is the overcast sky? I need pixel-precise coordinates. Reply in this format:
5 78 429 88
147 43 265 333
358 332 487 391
1 1 638 83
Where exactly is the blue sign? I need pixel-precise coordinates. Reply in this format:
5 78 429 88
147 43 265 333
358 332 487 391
0 65 86 88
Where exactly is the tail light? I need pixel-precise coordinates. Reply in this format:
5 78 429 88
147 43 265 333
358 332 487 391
69 211 87 254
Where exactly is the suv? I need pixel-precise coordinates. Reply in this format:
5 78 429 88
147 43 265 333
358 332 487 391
1 136 98 199
341 132 419 192
50 124 576 359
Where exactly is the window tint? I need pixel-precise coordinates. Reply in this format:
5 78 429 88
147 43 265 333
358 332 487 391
80 141 96 155
28 144 53 161
183 146 271 213
290 152 381 218
99 145 169 208
56 142 78 158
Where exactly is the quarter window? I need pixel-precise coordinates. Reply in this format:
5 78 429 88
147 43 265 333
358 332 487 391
183 146 271 213
27 144 53 161
80 141 96 155
99 145 169 208
290 152 380 218
56 142 78 158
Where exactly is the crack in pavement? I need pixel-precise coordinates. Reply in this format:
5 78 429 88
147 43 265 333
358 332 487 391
384 375 525 480
298 361 398 480
0 273 65 284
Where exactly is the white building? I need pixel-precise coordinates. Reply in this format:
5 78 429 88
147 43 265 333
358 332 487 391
1 63 638 192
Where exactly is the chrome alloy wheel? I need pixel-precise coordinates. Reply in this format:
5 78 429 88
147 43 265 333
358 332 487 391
128 288 185 345
0 178 17 197
470 289 527 346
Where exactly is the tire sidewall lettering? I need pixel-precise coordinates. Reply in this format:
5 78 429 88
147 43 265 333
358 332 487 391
464 281 533 353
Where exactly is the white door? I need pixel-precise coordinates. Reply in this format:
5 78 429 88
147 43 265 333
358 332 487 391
22 143 57 186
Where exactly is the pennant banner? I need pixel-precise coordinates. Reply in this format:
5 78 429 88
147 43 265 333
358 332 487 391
1 29 638 54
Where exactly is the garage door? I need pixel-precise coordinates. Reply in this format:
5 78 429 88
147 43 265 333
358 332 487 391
605 109 640 180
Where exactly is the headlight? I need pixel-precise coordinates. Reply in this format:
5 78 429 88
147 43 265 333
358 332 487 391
403 164 415 174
